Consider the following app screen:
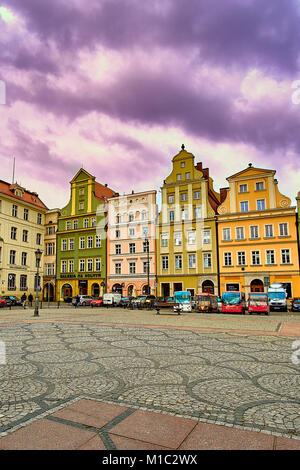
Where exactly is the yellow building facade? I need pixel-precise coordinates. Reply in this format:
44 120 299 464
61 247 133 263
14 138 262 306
217 164 300 298
0 181 48 299
156 146 221 297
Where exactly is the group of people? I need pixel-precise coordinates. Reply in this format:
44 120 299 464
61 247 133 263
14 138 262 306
21 293 34 308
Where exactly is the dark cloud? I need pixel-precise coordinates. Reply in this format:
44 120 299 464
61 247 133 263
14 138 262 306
5 0 300 75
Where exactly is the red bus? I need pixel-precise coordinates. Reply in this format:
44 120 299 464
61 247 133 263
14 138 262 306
248 292 269 315
221 291 246 314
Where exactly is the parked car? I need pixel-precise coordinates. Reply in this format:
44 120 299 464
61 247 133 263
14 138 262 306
90 297 103 307
72 295 94 306
103 293 122 306
144 295 156 306
134 296 147 307
291 298 300 312
120 297 132 307
2 296 22 306
0 298 6 308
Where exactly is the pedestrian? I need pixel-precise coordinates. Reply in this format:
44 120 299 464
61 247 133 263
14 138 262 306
28 293 33 307
76 294 80 308
21 293 27 308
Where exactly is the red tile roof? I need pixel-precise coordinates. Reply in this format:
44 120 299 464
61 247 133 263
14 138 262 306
94 182 119 202
0 180 48 210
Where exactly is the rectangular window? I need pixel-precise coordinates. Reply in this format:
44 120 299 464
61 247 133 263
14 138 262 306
143 240 149 253
91 218 96 227
256 182 264 191
174 232 182 246
251 251 260 265
12 204 18 217
11 227 17 240
224 252 232 266
69 260 74 273
66 221 71 230
161 234 168 247
62 239 67 251
115 230 120 238
281 249 291 264
162 256 169 270
22 230 28 242
8 273 16 290
115 263 121 274
79 202 84 210
168 195 174 204
95 235 101 248
203 230 211 244
194 206 202 219
79 259 85 272
73 220 78 229
181 193 187 202
84 218 89 228
129 228 135 237
194 191 201 200
240 201 249 212
87 236 93 249
79 188 84 196
87 259 93 272
222 228 231 241
21 252 27 266
24 208 28 220
143 261 149 274
69 239 74 250
61 261 67 273
188 231 196 245
279 223 289 237
36 233 41 245
115 244 121 255
266 250 275 265
237 251 246 266
236 227 244 240
176 174 182 181
129 213 134 222
129 262 136 274
20 275 27 291
175 255 182 270
185 172 191 179
189 254 196 268
95 258 101 271
129 243 136 254
169 210 175 222
203 253 212 268
37 213 42 224
257 199 265 210
181 208 188 220
265 224 273 238
239 184 248 193
250 225 259 239
80 237 85 249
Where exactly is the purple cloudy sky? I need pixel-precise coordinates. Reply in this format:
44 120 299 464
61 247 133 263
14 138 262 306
1 0 300 209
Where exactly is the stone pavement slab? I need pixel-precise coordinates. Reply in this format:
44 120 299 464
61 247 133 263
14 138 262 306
1 399 300 450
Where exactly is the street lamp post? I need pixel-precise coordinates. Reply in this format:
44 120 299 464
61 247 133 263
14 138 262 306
34 249 42 317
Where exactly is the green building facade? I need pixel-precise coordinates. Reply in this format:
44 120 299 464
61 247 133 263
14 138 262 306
56 169 118 300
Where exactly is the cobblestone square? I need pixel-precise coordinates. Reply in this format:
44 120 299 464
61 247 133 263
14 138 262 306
0 308 300 445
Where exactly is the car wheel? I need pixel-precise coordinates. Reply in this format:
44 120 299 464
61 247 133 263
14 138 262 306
82 302 86 306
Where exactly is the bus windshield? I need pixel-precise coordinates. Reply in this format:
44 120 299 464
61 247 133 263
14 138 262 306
174 292 191 303
268 292 285 299
222 292 241 305
249 294 268 305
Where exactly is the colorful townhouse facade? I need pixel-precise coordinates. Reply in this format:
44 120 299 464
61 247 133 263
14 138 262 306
217 164 300 298
156 146 221 298
43 208 60 301
0 181 48 298
56 169 118 300
107 190 157 297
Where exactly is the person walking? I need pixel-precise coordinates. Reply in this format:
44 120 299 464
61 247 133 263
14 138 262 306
28 293 33 307
75 294 80 308
21 293 27 308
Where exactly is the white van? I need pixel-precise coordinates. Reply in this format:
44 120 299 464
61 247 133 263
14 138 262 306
103 293 122 306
